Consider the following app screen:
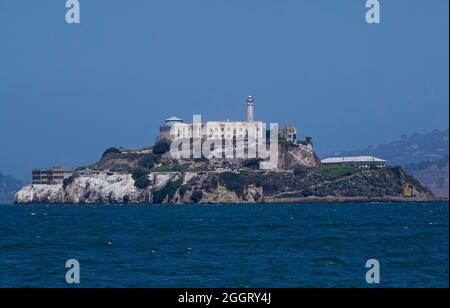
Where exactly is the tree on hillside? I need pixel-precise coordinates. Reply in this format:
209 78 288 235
153 139 171 155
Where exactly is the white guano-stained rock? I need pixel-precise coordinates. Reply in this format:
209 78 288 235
15 172 143 204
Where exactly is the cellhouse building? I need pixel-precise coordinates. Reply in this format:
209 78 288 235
159 96 265 142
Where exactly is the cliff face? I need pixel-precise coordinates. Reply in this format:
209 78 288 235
15 167 435 204
277 143 320 169
15 141 437 205
87 142 320 173
15 172 144 204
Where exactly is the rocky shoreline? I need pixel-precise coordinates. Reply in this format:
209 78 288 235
15 142 440 205
15 168 439 205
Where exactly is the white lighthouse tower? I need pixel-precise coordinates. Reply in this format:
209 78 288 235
247 96 254 122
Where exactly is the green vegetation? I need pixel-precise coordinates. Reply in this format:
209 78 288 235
152 190 166 204
101 147 121 159
301 187 313 197
138 154 160 169
153 139 171 155
132 168 150 180
317 165 360 181
122 195 130 204
179 185 191 197
218 172 246 198
150 164 187 172
132 168 152 189
217 171 287 197
262 179 282 195
293 165 310 177
152 179 183 203
203 176 218 192
191 191 204 203
63 175 76 189
134 175 151 189
241 158 262 169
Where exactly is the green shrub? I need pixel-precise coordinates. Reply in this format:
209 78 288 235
262 182 281 195
191 191 203 203
179 185 190 197
153 139 171 155
150 164 186 172
293 165 309 177
166 179 183 200
152 189 167 204
301 187 313 197
203 176 218 192
253 192 261 201
242 158 262 169
318 166 359 181
134 175 151 189
152 178 183 203
122 195 130 204
132 168 150 181
63 176 75 189
219 172 246 198
101 147 121 159
138 155 157 169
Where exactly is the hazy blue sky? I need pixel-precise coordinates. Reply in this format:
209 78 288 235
0 0 448 181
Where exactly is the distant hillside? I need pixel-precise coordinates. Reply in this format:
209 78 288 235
0 171 23 204
333 129 449 197
333 129 448 165
404 155 449 197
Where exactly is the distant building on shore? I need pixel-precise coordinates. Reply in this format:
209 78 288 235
321 156 386 170
32 166 73 185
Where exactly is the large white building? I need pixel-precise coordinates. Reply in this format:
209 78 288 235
321 156 386 170
159 96 264 141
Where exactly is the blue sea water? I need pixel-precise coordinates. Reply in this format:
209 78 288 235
0 202 448 288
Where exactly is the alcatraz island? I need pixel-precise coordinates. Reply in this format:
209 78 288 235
15 96 437 204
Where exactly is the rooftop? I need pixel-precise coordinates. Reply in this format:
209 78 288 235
321 156 386 164
165 116 183 122
164 116 185 126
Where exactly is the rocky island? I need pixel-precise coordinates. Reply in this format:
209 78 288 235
15 140 436 204
14 96 441 205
